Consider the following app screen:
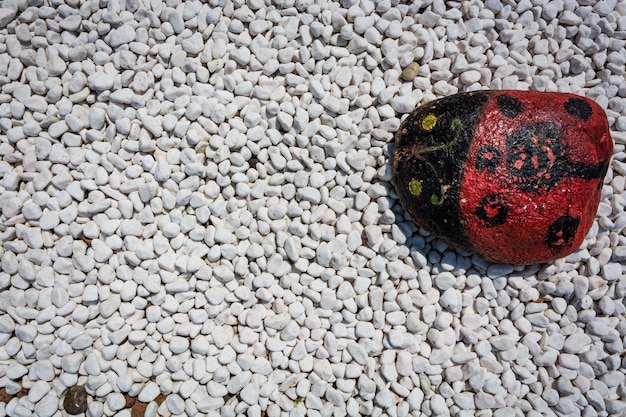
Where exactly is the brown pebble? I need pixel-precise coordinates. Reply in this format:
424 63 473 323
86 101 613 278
401 62 420 81
63 385 88 415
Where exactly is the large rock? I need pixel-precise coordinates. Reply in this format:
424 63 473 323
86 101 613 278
393 90 613 264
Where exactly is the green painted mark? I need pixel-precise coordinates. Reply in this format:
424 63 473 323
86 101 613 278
413 117 464 206
409 114 465 206
430 187 446 205
420 118 464 154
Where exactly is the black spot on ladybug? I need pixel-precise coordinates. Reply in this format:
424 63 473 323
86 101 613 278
506 122 566 192
545 215 580 251
571 160 610 181
476 146 502 172
564 98 593 121
475 195 509 227
496 94 523 118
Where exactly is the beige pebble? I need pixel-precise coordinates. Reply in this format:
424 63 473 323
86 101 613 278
401 62 420 81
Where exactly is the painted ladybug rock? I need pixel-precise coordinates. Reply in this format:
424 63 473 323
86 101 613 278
393 90 613 264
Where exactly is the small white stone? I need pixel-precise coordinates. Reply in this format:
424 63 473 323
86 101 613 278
119 219 143 236
111 89 138 105
107 393 126 411
434 272 456 290
48 121 69 139
33 360 55 381
239 384 260 405
601 263 622 281
358 376 376 399
166 394 185 415
430 394 447 415
28 381 51 403
61 353 83 374
391 96 416 113
100 295 121 319
297 187 321 204
6 363 28 380
534 349 558 366
109 24 136 48
84 353 101 376
92 239 113 263
139 382 161 403
474 392 495 410
490 335 516 351
347 342 368 365
460 70 482 84
563 333 591 354
40 210 60 230
439 288 462 314
607 400 626 414
213 265 234 283
230 47 251 65
34 393 59 417
182 33 204 55
227 371 252 394
487 264 514 278
0 8 16 27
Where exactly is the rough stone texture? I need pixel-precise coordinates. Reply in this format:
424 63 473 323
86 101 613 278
393 90 613 264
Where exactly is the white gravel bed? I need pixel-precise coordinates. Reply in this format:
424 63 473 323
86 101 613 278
0 0 625 416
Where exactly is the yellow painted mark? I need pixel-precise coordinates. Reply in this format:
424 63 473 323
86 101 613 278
408 179 423 196
422 114 437 131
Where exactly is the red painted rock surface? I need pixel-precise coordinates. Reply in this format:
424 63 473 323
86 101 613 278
393 90 613 264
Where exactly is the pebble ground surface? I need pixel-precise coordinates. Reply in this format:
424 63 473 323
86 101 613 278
0 0 625 416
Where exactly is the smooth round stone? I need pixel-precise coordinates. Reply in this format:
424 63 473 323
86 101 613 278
63 385 88 415
393 90 613 264
401 62 420 81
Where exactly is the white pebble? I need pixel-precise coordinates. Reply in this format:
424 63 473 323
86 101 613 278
0 3 621 416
